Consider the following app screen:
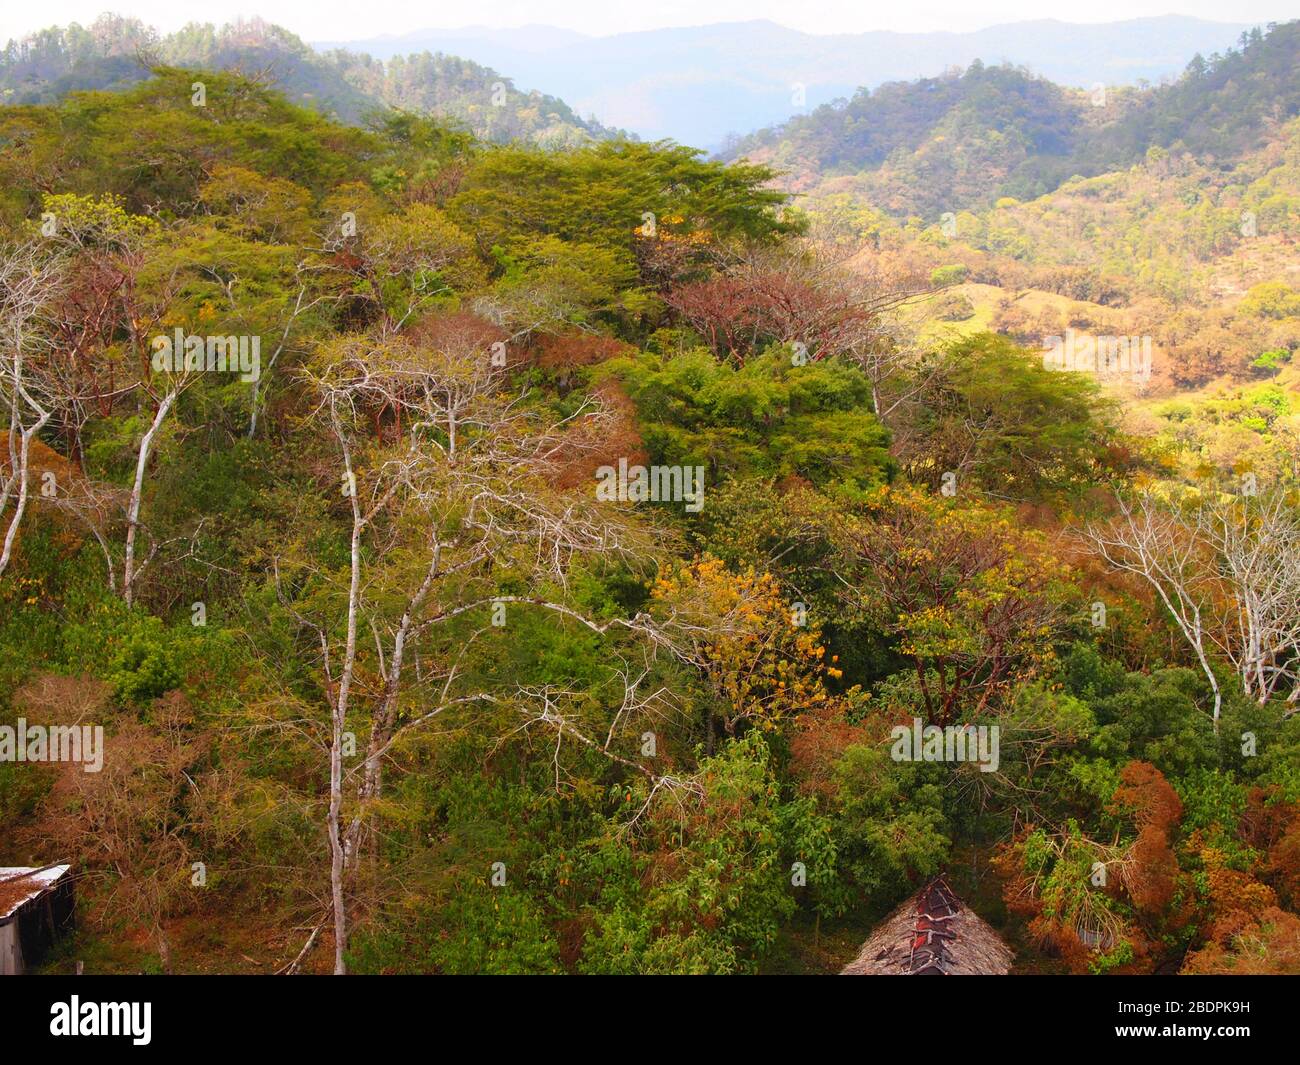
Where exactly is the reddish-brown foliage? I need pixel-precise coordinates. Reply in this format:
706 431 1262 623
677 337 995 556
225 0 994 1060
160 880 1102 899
546 379 647 491
1239 788 1300 907
407 310 506 359
664 261 892 364
788 702 869 800
1182 906 1300 974
1111 761 1184 915
533 331 635 373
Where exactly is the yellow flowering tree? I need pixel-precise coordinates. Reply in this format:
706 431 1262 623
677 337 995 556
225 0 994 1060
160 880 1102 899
650 555 846 749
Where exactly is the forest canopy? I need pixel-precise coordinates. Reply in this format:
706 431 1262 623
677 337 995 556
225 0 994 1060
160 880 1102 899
2 31 1299 981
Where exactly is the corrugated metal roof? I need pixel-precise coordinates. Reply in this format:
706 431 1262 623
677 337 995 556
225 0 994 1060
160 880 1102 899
0 865 71 920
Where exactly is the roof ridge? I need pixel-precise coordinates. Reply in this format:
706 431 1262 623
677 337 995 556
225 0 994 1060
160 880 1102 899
906 876 963 974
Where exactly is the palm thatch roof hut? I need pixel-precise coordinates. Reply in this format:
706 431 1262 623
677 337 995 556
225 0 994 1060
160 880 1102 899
841 876 1013 975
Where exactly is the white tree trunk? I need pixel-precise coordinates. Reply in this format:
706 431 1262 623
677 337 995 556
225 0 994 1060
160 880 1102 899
329 424 363 975
122 389 177 607
0 408 51 577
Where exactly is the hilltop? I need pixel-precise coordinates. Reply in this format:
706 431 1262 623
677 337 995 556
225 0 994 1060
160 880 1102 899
729 22 1300 217
0 15 625 146
319 16 1252 148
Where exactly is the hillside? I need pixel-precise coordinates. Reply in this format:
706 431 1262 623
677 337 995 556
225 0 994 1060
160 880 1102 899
1 15 1298 990
728 61 1093 213
728 21 1300 394
732 22 1300 217
319 16 1252 148
0 15 624 145
935 121 1300 299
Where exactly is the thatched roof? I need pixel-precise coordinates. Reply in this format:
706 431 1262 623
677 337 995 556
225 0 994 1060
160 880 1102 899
841 877 1013 975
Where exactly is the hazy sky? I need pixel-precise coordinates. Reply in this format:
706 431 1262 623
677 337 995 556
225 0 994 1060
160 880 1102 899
0 2 1290 43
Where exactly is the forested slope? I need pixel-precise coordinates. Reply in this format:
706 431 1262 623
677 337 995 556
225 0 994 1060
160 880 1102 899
0 51 1298 978
0 15 624 145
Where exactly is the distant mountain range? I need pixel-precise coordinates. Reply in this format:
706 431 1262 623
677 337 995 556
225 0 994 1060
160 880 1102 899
316 16 1257 149
0 14 1268 154
727 21 1300 218
0 16 625 147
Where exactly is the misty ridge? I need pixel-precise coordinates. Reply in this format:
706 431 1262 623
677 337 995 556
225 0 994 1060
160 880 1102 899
1 13 1258 148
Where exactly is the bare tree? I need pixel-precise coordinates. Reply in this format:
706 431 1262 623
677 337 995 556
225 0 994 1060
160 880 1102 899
285 329 675 973
1084 487 1300 724
31 195 198 604
121 368 195 607
42 359 199 606
46 477 130 594
1085 492 1224 722
665 240 929 397
0 242 65 578
1201 489 1300 706
29 680 202 974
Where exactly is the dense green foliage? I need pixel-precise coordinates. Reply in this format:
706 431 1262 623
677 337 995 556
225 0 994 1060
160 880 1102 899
0 16 623 144
1 35 1298 981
